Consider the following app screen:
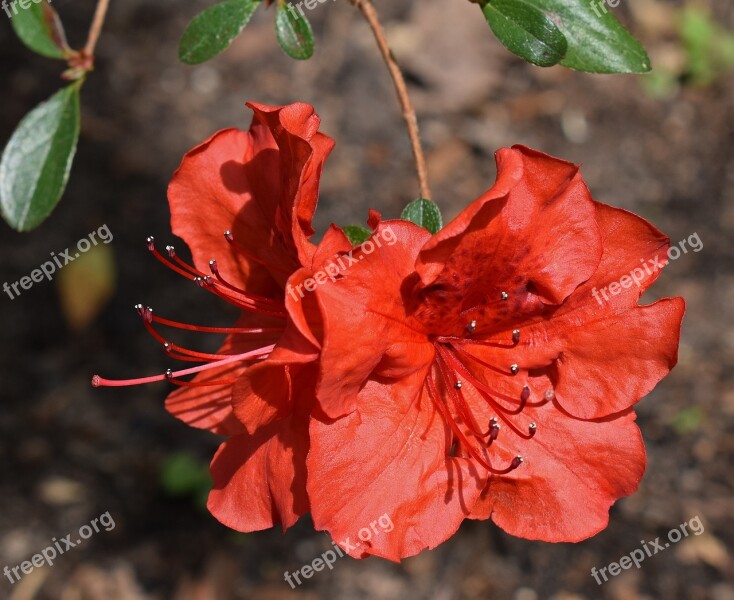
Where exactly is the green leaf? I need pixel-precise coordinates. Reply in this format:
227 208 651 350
179 0 260 65
400 198 443 234
342 225 372 246
522 0 651 73
481 0 567 67
275 3 314 60
10 1 68 59
1 83 82 232
161 453 212 504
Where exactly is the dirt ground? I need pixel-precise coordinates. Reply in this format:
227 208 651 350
1 0 733 598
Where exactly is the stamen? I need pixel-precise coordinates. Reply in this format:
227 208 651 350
437 345 537 439
449 342 509 376
209 259 285 309
196 276 288 318
489 417 500 443
166 245 206 277
435 353 488 438
147 237 196 281
134 304 149 321
425 373 524 475
521 385 530 402
92 344 275 388
166 373 239 387
440 324 521 348
148 238 288 318
148 310 283 335
442 345 522 405
137 309 248 362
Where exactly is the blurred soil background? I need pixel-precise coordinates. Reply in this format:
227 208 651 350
1 0 733 598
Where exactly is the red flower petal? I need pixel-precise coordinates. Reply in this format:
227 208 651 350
552 298 685 418
164 313 282 435
285 224 353 349
208 413 309 532
471 408 646 542
307 371 485 561
315 221 433 418
168 103 334 291
561 201 672 312
516 203 685 418
415 146 602 334
232 321 317 433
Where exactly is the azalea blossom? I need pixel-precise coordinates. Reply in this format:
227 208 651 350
93 102 350 531
309 146 685 561
93 103 684 563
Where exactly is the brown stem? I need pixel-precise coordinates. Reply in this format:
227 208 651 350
349 0 432 200
84 0 111 58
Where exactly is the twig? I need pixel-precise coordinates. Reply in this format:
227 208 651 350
349 0 432 200
84 0 111 58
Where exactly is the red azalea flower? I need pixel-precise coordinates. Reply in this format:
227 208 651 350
94 102 350 531
309 146 685 561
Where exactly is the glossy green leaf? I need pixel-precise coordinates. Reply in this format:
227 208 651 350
481 0 567 67
522 0 651 73
1 83 82 232
275 3 314 60
342 225 372 246
179 0 260 65
10 1 67 59
401 198 443 234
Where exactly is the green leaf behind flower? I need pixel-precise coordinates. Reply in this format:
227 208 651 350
342 225 372 246
401 198 443 235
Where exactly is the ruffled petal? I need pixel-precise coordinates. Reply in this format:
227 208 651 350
307 371 485 561
453 201 685 419
553 298 685 418
315 221 433 418
164 313 282 435
207 413 310 532
471 407 646 542
168 103 334 291
232 322 317 433
413 146 602 336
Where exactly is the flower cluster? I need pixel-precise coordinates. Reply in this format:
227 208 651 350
94 102 685 561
